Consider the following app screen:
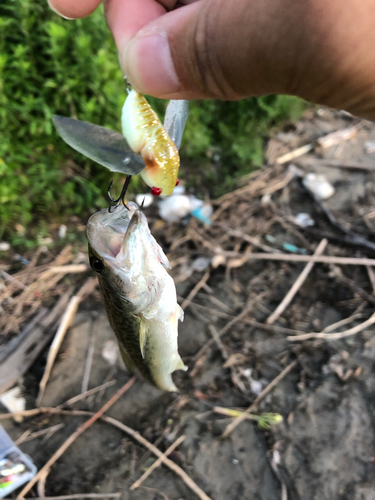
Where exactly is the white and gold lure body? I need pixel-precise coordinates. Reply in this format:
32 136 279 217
121 90 180 196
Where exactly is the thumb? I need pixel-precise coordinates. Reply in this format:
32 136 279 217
117 0 299 100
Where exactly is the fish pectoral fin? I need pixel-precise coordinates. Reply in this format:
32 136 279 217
139 319 148 359
119 344 136 375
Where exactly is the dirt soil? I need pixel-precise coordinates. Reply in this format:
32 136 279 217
2 108 375 500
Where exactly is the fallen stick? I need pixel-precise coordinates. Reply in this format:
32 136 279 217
1 406 210 500
31 495 121 500
48 265 89 274
130 435 186 491
181 270 210 311
17 377 136 499
37 279 97 406
81 327 96 394
266 239 328 325
296 156 375 171
287 313 375 341
15 423 64 446
0 269 27 290
223 252 375 267
366 266 375 294
221 360 298 439
276 144 313 164
60 380 117 407
190 295 260 377
102 415 211 500
208 325 246 393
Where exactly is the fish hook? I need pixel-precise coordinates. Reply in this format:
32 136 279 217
108 175 132 212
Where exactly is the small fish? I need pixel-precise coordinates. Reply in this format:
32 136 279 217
87 203 187 391
122 90 180 196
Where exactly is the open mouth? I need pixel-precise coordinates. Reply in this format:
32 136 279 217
88 204 138 260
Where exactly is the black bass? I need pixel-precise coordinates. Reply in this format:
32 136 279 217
87 203 187 391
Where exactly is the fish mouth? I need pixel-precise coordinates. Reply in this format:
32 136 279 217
87 203 144 262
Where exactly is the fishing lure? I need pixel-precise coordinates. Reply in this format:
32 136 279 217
53 94 189 199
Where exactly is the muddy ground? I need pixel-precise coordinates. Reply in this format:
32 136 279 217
2 108 375 500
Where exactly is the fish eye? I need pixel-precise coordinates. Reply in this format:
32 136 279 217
90 258 104 273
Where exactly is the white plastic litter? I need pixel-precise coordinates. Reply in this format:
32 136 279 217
293 213 315 228
303 173 335 200
0 387 26 423
58 224 67 239
135 193 154 208
192 257 211 272
159 191 212 224
159 194 193 222
0 242 10 252
101 340 118 366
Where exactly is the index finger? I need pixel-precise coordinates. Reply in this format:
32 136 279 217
48 0 102 19
104 0 168 50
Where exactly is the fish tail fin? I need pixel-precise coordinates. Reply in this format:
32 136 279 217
118 344 136 375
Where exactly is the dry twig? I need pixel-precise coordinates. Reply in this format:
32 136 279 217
18 376 136 499
31 495 121 500
221 360 298 438
287 313 375 341
130 435 186 491
225 252 375 267
266 239 328 324
181 270 210 311
190 295 260 377
60 380 117 407
37 279 97 405
1 405 211 500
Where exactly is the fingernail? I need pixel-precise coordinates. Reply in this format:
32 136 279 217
47 0 74 19
121 32 180 95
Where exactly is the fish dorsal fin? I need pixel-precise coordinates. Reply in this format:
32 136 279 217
139 319 148 359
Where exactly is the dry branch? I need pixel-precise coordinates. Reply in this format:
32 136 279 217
37 279 97 405
2 405 211 500
221 360 298 438
266 239 328 325
130 435 186 491
225 252 375 267
181 270 210 311
287 313 375 341
18 377 136 499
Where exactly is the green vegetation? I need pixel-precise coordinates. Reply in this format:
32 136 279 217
0 0 306 244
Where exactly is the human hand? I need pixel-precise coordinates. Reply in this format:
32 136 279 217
48 0 375 118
